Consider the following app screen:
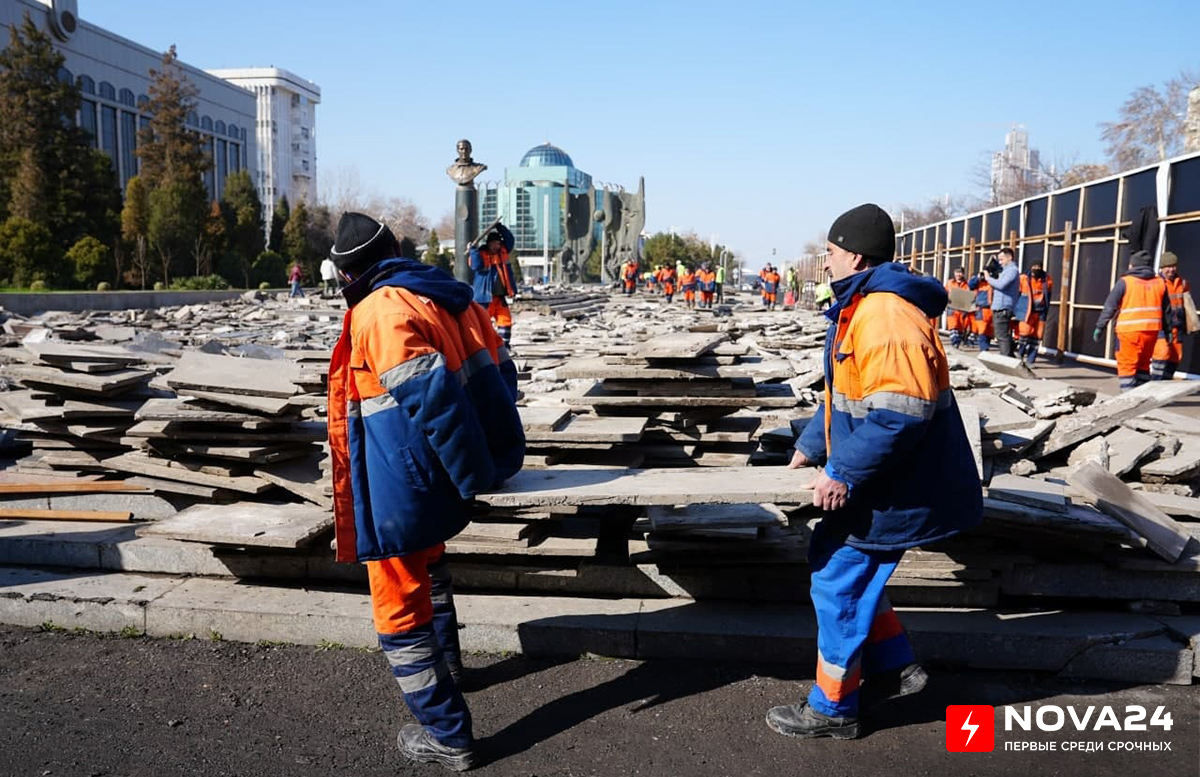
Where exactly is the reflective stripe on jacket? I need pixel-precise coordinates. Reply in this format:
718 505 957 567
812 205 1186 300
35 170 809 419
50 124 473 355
1116 276 1169 333
328 258 524 563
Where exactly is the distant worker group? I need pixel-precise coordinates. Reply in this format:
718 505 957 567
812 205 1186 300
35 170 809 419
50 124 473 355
943 245 1190 388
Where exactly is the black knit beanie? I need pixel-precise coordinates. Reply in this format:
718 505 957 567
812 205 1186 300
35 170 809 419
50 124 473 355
828 203 896 262
330 212 399 276
1130 250 1153 270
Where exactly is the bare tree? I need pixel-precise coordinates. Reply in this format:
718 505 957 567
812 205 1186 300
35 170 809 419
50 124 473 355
433 212 455 241
1099 69 1199 172
317 166 431 245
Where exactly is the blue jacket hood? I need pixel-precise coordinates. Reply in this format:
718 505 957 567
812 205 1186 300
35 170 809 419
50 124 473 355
828 262 948 321
343 257 474 313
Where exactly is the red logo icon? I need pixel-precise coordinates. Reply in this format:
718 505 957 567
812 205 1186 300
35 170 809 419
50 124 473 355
946 705 995 752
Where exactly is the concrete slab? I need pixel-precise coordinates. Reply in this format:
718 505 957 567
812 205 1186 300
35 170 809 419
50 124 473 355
477 466 815 508
138 502 332 549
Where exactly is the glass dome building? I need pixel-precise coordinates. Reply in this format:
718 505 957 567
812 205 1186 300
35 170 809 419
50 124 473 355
479 143 599 281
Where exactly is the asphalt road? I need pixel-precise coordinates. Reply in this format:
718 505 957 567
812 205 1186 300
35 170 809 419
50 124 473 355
1 625 1196 777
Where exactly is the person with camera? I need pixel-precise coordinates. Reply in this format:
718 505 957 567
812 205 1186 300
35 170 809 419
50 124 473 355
983 248 1020 356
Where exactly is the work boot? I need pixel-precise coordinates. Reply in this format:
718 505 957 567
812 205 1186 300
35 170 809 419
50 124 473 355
859 663 928 708
397 724 477 772
765 702 859 740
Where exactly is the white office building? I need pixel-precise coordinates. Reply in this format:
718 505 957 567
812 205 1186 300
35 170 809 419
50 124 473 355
990 124 1042 203
208 67 320 227
0 0 257 198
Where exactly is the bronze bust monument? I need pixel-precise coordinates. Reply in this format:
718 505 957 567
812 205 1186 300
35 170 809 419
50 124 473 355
446 139 487 186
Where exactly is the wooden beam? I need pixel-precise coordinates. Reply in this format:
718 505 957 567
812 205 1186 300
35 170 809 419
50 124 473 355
1054 220 1074 361
0 509 132 522
0 482 148 495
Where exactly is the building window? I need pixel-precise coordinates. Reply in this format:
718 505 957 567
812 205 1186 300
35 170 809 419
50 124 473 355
99 81 115 100
186 111 198 127
201 116 213 131
100 105 117 172
80 99 97 148
119 88 135 107
229 142 240 172
302 160 309 172
78 75 95 95
203 137 214 196
300 126 309 139
216 139 227 198
215 120 226 135
120 110 138 185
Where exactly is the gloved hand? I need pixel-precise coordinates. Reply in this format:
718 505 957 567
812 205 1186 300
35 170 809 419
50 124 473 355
1092 328 1103 342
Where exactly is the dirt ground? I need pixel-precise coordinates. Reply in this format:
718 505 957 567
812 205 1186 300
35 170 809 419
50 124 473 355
0 625 1196 777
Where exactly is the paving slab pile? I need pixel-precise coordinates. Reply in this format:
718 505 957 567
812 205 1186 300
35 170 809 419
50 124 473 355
1 287 1199 684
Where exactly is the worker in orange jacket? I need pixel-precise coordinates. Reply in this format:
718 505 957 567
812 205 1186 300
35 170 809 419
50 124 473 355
967 273 994 351
680 264 698 308
760 263 781 310
1151 251 1190 381
328 213 524 770
943 267 971 348
660 264 677 303
621 260 639 295
1095 251 1170 391
697 263 717 309
1015 263 1053 366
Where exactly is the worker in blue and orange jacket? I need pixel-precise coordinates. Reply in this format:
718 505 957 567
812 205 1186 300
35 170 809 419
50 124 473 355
1151 251 1190 381
327 212 524 771
766 203 981 741
621 259 639 295
966 271 994 351
679 264 698 308
1014 263 1053 366
760 263 781 310
697 263 717 309
1095 250 1170 391
469 223 517 348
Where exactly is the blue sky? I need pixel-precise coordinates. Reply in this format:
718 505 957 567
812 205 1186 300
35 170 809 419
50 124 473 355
85 0 1200 262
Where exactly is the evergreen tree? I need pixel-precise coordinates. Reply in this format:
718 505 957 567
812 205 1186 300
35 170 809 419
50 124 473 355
67 235 111 287
194 199 227 277
136 47 208 283
423 230 453 274
0 14 119 255
0 217 56 287
268 194 289 253
136 46 209 188
282 199 312 272
121 176 150 289
148 178 204 285
307 203 334 265
221 170 264 287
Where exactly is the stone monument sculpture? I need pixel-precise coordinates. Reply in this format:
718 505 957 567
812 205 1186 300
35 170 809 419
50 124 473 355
446 139 486 282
